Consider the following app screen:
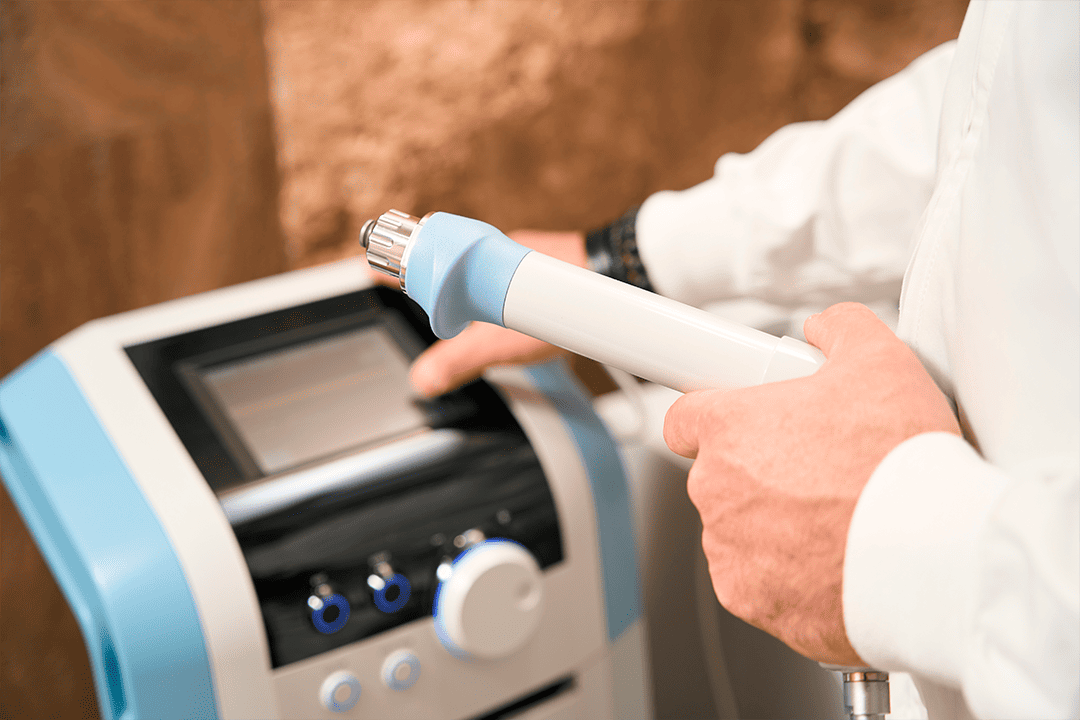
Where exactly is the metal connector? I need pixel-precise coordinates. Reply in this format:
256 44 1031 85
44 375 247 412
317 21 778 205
360 209 429 290
821 665 890 720
842 670 890 720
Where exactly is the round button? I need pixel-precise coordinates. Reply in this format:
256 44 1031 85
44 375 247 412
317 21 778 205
433 539 544 659
381 650 421 691
319 671 361 713
373 573 411 613
311 593 350 634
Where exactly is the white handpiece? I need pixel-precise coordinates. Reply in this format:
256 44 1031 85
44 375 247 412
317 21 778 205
361 210 825 394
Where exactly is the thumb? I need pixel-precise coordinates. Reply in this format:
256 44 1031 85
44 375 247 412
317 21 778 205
803 302 897 360
663 388 724 459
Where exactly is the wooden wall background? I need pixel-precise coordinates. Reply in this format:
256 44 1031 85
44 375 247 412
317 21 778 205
1 1 965 717
0 3 286 718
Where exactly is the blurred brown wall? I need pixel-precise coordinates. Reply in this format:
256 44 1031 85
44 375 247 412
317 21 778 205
263 0 967 268
1 1 964 717
0 2 286 718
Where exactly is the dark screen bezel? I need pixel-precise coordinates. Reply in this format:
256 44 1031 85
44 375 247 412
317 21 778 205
124 288 441 493
175 313 424 480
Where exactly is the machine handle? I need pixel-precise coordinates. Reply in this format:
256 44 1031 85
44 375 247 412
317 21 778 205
502 252 824 392
362 210 824 394
0 418 131 720
0 354 217 720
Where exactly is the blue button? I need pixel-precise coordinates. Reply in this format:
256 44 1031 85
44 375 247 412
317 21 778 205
373 573 411 613
382 651 421 691
311 593 350 634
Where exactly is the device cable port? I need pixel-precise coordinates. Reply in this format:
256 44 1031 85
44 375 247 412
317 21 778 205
308 573 351 634
368 556 412 613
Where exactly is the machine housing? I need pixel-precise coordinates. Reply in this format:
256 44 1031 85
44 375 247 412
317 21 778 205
0 260 650 720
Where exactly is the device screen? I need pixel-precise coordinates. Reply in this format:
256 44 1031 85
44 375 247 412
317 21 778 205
197 324 426 475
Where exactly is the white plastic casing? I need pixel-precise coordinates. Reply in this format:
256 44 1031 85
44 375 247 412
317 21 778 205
47 259 650 719
502 253 825 393
435 540 545 659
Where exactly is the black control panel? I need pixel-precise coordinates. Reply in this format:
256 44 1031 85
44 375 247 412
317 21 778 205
127 287 564 667
238 429 562 666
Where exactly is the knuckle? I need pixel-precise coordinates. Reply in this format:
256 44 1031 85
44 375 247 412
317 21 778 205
712 577 749 620
685 465 707 506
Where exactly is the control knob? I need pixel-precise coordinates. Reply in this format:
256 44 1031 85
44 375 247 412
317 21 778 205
433 539 544 659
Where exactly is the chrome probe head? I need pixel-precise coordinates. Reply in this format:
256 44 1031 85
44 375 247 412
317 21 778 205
359 209 428 290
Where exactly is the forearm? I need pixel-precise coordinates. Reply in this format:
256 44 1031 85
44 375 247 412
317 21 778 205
634 42 955 309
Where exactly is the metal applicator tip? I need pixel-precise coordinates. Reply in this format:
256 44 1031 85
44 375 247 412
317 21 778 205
359 219 376 249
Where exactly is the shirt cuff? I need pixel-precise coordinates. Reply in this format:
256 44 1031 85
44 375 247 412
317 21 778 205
843 432 1009 686
635 178 740 306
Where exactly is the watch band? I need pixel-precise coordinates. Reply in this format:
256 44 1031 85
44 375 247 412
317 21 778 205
585 206 655 292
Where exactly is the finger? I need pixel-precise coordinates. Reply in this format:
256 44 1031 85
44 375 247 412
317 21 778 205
663 389 722 459
409 325 494 397
802 302 897 359
409 323 558 397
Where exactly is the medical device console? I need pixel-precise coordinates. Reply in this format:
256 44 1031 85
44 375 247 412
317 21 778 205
0 261 649 719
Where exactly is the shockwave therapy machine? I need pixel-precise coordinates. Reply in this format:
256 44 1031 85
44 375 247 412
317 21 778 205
0 262 650 718
1 202 889 720
359 209 892 720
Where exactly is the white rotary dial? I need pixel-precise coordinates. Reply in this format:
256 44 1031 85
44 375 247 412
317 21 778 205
434 540 544 659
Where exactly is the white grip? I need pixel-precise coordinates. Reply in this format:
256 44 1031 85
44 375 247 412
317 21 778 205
502 253 825 393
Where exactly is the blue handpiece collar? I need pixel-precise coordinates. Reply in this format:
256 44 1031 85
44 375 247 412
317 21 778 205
403 212 531 339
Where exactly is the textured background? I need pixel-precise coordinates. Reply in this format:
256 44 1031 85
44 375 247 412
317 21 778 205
1 2 965 717
262 0 968 267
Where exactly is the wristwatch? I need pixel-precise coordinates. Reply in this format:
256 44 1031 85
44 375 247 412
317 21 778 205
585 206 655 292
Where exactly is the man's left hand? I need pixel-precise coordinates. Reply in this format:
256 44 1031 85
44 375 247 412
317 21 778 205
663 302 961 665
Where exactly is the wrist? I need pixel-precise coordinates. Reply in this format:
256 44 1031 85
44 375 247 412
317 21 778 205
585 206 655 292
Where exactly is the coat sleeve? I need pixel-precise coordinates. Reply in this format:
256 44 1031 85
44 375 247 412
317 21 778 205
845 3 1080 716
844 433 1080 719
634 42 955 310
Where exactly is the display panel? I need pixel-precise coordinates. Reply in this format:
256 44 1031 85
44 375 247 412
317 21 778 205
197 325 426 475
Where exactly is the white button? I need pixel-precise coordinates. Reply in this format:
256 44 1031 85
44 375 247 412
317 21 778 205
320 671 361 713
381 650 421 691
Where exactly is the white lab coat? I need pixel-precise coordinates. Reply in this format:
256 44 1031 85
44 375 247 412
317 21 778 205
635 2 1079 718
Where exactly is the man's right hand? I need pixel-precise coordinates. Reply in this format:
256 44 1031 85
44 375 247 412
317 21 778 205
368 229 588 397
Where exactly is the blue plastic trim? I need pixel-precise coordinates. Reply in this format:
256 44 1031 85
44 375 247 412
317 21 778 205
0 352 217 720
373 573 411 614
525 362 642 641
403 212 531 339
311 593 351 634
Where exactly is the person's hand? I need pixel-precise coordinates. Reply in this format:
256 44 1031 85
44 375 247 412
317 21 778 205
663 302 962 665
367 229 587 397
